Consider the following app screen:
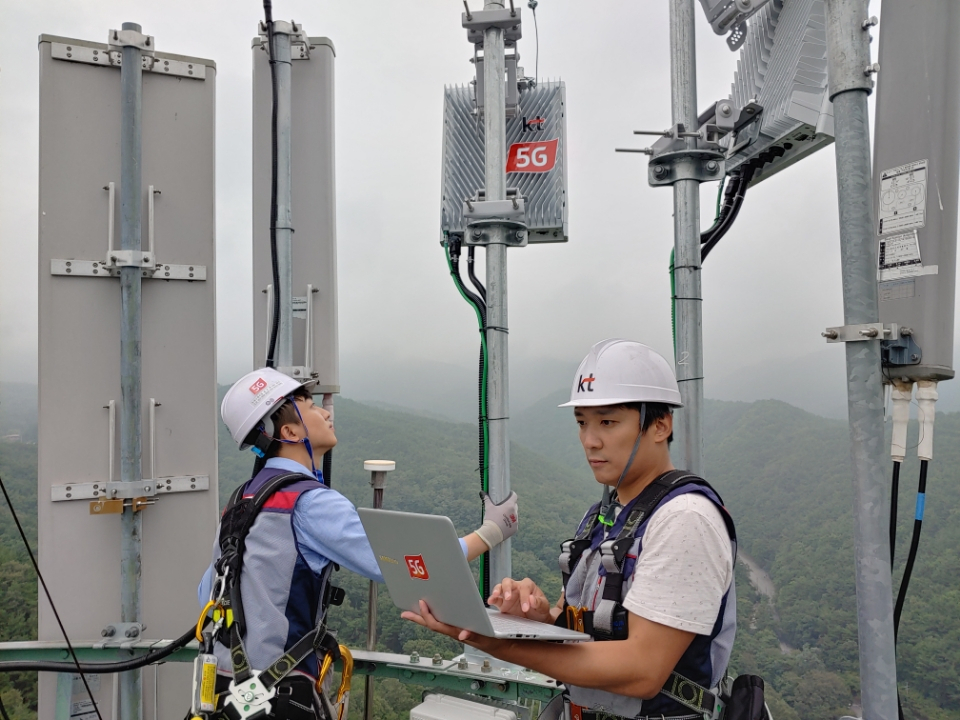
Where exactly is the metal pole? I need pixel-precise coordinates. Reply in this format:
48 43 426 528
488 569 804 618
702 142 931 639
118 20 144 720
824 2 898 718
273 26 295 370
668 0 703 474
362 460 394 720
483 0 512 586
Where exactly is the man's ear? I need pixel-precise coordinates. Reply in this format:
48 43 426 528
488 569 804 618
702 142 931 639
654 413 673 444
278 421 301 442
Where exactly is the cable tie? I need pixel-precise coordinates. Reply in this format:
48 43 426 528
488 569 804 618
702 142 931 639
269 225 296 232
485 325 509 333
672 264 702 270
487 416 510 421
671 296 704 301
676 376 704 383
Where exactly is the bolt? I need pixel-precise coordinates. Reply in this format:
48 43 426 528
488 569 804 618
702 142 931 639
410 651 420 664
653 165 666 178
470 681 482 690
911 354 919 362
125 626 139 638
901 327 913 336
457 658 469 670
432 654 443 666
481 659 492 673
706 160 719 173
102 626 116 637
862 15 879 29
822 330 838 340
718 102 732 118
864 63 880 77
859 327 879 338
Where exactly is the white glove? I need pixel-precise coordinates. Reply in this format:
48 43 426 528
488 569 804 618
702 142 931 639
474 491 519 550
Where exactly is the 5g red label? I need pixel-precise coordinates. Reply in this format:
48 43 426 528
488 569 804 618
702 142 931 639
506 139 559 173
404 555 429 580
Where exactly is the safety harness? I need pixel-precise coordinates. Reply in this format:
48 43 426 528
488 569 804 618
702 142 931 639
557 470 737 720
202 472 345 720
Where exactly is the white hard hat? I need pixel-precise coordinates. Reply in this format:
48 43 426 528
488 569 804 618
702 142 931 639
558 338 682 408
221 368 318 449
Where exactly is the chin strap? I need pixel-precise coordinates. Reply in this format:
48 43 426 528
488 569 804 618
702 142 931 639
598 403 646 525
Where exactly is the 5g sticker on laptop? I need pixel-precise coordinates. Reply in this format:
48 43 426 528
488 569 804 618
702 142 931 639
404 555 429 580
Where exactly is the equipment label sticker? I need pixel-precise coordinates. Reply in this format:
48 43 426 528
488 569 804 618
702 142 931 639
878 160 927 234
292 296 308 319
878 231 922 282
404 555 429 580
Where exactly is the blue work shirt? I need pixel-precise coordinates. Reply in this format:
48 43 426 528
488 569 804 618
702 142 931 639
198 457 468 603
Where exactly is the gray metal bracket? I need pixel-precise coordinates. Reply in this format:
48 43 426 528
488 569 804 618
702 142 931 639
96 622 145 649
51 475 210 502
462 7 523 44
647 125 726 186
881 329 922 366
462 199 528 247
258 20 312 59
51 259 205 281
108 28 155 54
51 42 206 79
822 322 898 343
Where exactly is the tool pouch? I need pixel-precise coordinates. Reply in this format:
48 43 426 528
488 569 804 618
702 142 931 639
723 675 769 720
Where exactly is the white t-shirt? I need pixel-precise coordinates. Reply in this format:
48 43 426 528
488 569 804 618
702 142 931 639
621 493 734 635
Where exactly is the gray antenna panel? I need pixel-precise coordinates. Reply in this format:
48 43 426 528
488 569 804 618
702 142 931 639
36 34 218 716
726 0 834 183
441 81 568 243
252 37 339 391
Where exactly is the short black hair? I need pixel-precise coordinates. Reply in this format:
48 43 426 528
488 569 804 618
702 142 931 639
617 402 674 444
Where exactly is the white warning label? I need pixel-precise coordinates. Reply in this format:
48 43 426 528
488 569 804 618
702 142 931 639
878 231 923 282
878 159 927 234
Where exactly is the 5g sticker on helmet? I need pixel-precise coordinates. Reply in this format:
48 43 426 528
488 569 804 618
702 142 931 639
506 139 559 173
404 555 429 580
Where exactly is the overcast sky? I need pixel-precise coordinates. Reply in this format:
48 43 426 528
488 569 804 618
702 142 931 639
3 0 921 414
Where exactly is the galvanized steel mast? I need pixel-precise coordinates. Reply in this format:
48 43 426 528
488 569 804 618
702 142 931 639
668 0 704 475
483 0 513 584
824 1 898 717
119 20 144 720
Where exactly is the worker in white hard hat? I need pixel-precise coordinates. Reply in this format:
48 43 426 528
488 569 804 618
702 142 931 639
197 367 519 719
404 339 737 720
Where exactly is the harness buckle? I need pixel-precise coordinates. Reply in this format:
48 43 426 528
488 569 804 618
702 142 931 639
222 675 276 720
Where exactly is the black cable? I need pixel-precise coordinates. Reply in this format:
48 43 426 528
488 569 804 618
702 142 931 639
701 167 754 262
894 459 928 641
0 623 199 675
323 448 333 487
890 461 900 564
0 475 103 720
467 246 487 304
264 0 282 369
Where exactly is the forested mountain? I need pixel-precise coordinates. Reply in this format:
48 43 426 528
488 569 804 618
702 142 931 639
1 392 958 719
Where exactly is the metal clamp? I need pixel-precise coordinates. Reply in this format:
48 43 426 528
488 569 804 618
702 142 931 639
462 7 522 44
822 322 897 343
96 622 145 649
52 475 210 502
108 28 155 54
462 199 528 247
643 124 726 186
881 327 922 366
106 250 156 268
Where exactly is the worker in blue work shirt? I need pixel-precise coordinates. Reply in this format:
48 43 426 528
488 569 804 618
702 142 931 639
404 340 738 720
198 367 519 720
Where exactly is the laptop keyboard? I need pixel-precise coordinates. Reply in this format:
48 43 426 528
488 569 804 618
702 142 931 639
489 612 580 637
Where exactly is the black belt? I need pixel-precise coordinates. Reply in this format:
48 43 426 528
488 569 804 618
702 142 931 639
580 712 701 720
212 675 322 720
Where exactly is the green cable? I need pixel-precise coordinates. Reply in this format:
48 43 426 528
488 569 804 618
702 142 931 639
715 175 726 220
444 240 490 593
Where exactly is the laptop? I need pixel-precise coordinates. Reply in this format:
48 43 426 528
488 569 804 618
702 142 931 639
358 508 589 641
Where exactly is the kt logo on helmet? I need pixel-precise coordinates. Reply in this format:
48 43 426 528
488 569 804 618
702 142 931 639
577 375 596 393
249 377 268 395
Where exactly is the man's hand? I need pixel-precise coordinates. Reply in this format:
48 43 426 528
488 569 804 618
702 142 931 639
474 491 519 550
488 578 555 623
401 600 503 654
